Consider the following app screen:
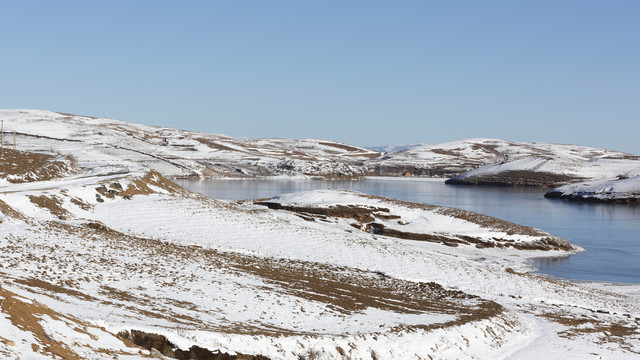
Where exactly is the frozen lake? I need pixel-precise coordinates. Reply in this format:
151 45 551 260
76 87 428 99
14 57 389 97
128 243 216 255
175 177 640 284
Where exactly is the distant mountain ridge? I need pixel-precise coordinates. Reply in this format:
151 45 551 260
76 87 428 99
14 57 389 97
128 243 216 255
2 109 639 186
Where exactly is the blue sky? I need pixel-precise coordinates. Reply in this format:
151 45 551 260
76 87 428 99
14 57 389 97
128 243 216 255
1 1 639 153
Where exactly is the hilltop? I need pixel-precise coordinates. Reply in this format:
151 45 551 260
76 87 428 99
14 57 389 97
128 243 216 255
4 110 639 186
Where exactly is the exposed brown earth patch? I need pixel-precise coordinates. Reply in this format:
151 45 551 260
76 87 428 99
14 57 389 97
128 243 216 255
14 278 99 302
0 148 77 183
121 170 187 197
95 170 188 201
429 148 461 156
0 284 137 359
119 330 270 360
231 256 504 333
0 286 81 359
255 202 390 224
540 312 640 353
28 194 71 219
601 154 640 160
318 142 378 156
70 196 93 210
14 214 504 338
0 198 30 222
195 137 248 153
470 143 504 157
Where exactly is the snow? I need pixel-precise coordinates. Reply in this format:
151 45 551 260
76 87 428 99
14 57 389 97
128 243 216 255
455 157 640 182
547 175 640 202
1 109 640 359
5 109 638 183
268 189 569 247
374 138 640 181
0 109 380 179
3 175 637 358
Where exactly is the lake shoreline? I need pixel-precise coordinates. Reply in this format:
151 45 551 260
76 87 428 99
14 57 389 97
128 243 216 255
176 177 640 285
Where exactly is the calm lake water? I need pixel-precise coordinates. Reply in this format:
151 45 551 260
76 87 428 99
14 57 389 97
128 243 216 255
175 177 640 284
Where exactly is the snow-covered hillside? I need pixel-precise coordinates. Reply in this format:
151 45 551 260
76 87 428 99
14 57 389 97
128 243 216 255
1 151 639 358
368 138 640 179
0 109 380 179
545 173 640 204
4 110 638 184
442 140 640 187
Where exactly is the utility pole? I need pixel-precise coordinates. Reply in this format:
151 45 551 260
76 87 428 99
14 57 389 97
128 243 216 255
1 119 4 157
13 131 16 150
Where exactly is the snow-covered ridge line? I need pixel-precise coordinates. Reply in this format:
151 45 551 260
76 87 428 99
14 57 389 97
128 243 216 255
0 109 379 179
3 109 638 182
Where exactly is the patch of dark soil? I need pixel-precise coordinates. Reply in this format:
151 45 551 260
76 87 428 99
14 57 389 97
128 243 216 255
118 330 270 360
0 148 76 183
364 222 467 246
70 196 93 210
446 171 581 187
365 223 569 250
0 198 30 222
94 170 188 201
539 313 640 352
230 253 501 332
256 202 391 224
430 148 460 156
470 143 503 156
28 195 71 219
28 216 505 338
195 137 248 154
13 278 98 302
600 154 640 160
95 185 118 199
0 286 83 359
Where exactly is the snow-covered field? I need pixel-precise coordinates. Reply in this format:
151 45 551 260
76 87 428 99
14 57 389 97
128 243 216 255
1 162 639 358
1 109 640 359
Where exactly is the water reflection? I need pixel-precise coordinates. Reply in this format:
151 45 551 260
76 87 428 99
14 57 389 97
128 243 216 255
534 255 571 266
175 177 640 284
